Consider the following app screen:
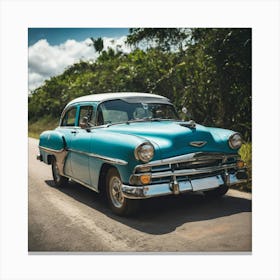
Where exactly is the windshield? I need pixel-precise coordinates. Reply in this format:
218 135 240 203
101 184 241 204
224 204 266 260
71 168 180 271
96 99 179 126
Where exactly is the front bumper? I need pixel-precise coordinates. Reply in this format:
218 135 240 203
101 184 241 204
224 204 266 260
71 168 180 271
122 152 248 199
122 172 247 199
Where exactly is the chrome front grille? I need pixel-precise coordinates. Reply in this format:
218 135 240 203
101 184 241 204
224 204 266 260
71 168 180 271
172 159 223 170
135 152 239 185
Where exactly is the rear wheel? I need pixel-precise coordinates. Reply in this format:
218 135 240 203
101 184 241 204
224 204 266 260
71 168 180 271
106 168 139 216
51 157 68 188
203 184 229 198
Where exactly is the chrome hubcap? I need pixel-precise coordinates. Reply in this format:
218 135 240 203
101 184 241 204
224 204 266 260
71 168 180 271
109 176 124 208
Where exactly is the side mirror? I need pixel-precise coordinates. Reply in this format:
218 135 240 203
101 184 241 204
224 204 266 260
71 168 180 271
181 107 194 123
181 107 188 121
80 116 89 129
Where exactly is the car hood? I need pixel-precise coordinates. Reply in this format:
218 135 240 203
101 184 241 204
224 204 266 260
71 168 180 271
102 121 237 158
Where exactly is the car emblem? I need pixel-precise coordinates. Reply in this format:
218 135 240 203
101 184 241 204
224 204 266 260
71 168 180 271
189 141 207 147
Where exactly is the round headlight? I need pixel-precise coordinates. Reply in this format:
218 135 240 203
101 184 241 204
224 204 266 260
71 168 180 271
228 133 243 149
135 143 154 163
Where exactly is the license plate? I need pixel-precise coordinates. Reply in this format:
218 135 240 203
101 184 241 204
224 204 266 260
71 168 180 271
191 176 223 191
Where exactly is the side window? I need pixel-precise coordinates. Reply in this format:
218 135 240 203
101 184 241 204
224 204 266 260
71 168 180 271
79 106 95 126
61 107 77 126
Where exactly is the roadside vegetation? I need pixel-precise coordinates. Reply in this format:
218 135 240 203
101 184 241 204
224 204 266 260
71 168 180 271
28 116 59 139
238 142 252 192
28 28 252 191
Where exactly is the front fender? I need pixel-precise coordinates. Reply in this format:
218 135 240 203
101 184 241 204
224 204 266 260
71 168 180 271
89 130 160 185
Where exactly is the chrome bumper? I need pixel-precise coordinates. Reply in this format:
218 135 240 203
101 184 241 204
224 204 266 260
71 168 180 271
122 173 247 199
36 153 43 161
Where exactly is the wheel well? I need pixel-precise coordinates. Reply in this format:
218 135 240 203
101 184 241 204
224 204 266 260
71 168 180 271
98 163 115 194
47 154 55 165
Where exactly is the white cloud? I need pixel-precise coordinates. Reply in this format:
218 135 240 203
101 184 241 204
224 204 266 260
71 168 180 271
28 36 130 93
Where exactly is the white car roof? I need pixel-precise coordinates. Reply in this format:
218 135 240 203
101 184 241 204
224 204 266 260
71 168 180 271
66 92 169 107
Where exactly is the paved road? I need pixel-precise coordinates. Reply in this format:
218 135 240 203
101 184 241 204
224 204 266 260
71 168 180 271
28 137 252 252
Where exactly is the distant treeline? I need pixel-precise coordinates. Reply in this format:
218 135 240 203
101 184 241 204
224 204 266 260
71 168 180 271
28 28 251 140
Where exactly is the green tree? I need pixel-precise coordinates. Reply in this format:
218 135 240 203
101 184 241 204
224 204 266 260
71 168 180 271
126 28 252 140
127 28 191 51
29 28 251 140
188 28 251 139
90 37 104 53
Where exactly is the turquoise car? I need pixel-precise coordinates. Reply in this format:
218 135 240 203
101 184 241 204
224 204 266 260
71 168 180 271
37 92 248 216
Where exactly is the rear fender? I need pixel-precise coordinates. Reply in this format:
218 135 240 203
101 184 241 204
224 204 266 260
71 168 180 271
39 130 68 175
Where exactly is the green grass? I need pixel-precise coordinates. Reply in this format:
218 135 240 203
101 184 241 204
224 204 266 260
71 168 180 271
28 116 58 139
238 142 252 192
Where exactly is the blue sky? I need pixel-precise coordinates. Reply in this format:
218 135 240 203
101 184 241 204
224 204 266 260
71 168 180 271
28 28 131 93
28 28 130 46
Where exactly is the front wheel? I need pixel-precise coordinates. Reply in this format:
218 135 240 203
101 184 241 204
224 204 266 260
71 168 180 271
106 168 139 216
203 184 229 198
51 157 68 188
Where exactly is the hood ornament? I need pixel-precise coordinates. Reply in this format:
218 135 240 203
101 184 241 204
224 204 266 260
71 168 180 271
189 141 207 147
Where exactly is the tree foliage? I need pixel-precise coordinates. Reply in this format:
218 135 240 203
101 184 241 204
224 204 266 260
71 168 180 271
90 37 104 53
28 28 251 140
127 28 191 51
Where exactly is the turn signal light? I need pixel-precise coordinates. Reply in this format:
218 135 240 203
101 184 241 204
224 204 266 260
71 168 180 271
140 174 151 185
236 160 245 168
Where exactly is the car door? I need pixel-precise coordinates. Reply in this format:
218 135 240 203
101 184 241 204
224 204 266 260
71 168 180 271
67 105 94 186
58 106 78 178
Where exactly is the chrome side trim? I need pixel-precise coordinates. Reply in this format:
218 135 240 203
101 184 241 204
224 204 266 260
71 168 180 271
39 146 68 176
63 174 98 192
39 145 65 153
67 148 128 165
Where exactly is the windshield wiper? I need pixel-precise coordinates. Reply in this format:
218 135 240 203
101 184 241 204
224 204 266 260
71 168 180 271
127 117 177 123
178 120 196 128
130 117 160 122
99 118 178 127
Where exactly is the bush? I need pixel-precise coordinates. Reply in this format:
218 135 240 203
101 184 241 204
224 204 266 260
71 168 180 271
238 142 252 192
28 116 58 139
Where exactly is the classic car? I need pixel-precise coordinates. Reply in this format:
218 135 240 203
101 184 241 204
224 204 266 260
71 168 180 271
37 92 248 216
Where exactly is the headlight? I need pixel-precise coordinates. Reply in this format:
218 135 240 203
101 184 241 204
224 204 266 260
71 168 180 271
228 133 243 149
135 143 154 163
